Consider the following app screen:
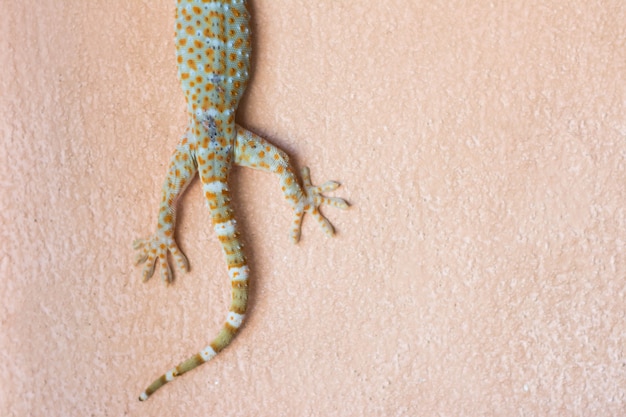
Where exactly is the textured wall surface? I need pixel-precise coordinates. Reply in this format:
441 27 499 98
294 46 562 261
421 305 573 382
1 0 625 415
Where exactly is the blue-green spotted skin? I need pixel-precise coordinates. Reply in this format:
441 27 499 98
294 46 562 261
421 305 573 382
134 0 348 402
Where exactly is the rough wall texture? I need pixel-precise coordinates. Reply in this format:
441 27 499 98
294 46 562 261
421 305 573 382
1 0 624 416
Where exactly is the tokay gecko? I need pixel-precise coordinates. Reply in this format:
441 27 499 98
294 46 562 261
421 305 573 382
134 0 348 401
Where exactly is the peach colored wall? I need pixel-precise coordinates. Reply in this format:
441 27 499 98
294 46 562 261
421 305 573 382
1 0 625 415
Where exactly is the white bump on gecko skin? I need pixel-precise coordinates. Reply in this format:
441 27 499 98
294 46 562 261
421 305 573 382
229 265 249 281
208 37 225 48
165 369 177 382
214 219 236 236
203 107 220 118
200 345 217 362
205 2 223 11
203 180 228 193
227 312 245 328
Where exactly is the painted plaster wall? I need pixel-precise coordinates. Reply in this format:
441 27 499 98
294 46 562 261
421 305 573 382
1 0 624 415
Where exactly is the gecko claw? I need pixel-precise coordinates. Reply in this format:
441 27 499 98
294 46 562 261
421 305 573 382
290 167 349 242
133 236 189 284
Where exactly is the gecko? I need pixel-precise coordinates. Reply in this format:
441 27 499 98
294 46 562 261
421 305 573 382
133 0 348 401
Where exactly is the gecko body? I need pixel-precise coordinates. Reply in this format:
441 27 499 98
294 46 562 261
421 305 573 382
134 0 347 401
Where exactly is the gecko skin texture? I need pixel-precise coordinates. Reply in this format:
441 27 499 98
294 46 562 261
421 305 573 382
134 0 348 402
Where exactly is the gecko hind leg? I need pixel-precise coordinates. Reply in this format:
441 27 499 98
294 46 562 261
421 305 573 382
134 135 197 283
233 125 348 242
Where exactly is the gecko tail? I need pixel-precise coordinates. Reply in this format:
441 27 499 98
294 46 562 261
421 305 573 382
138 263 249 401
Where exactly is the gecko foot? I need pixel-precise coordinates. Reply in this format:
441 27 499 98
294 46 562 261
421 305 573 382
133 236 189 284
290 166 349 242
